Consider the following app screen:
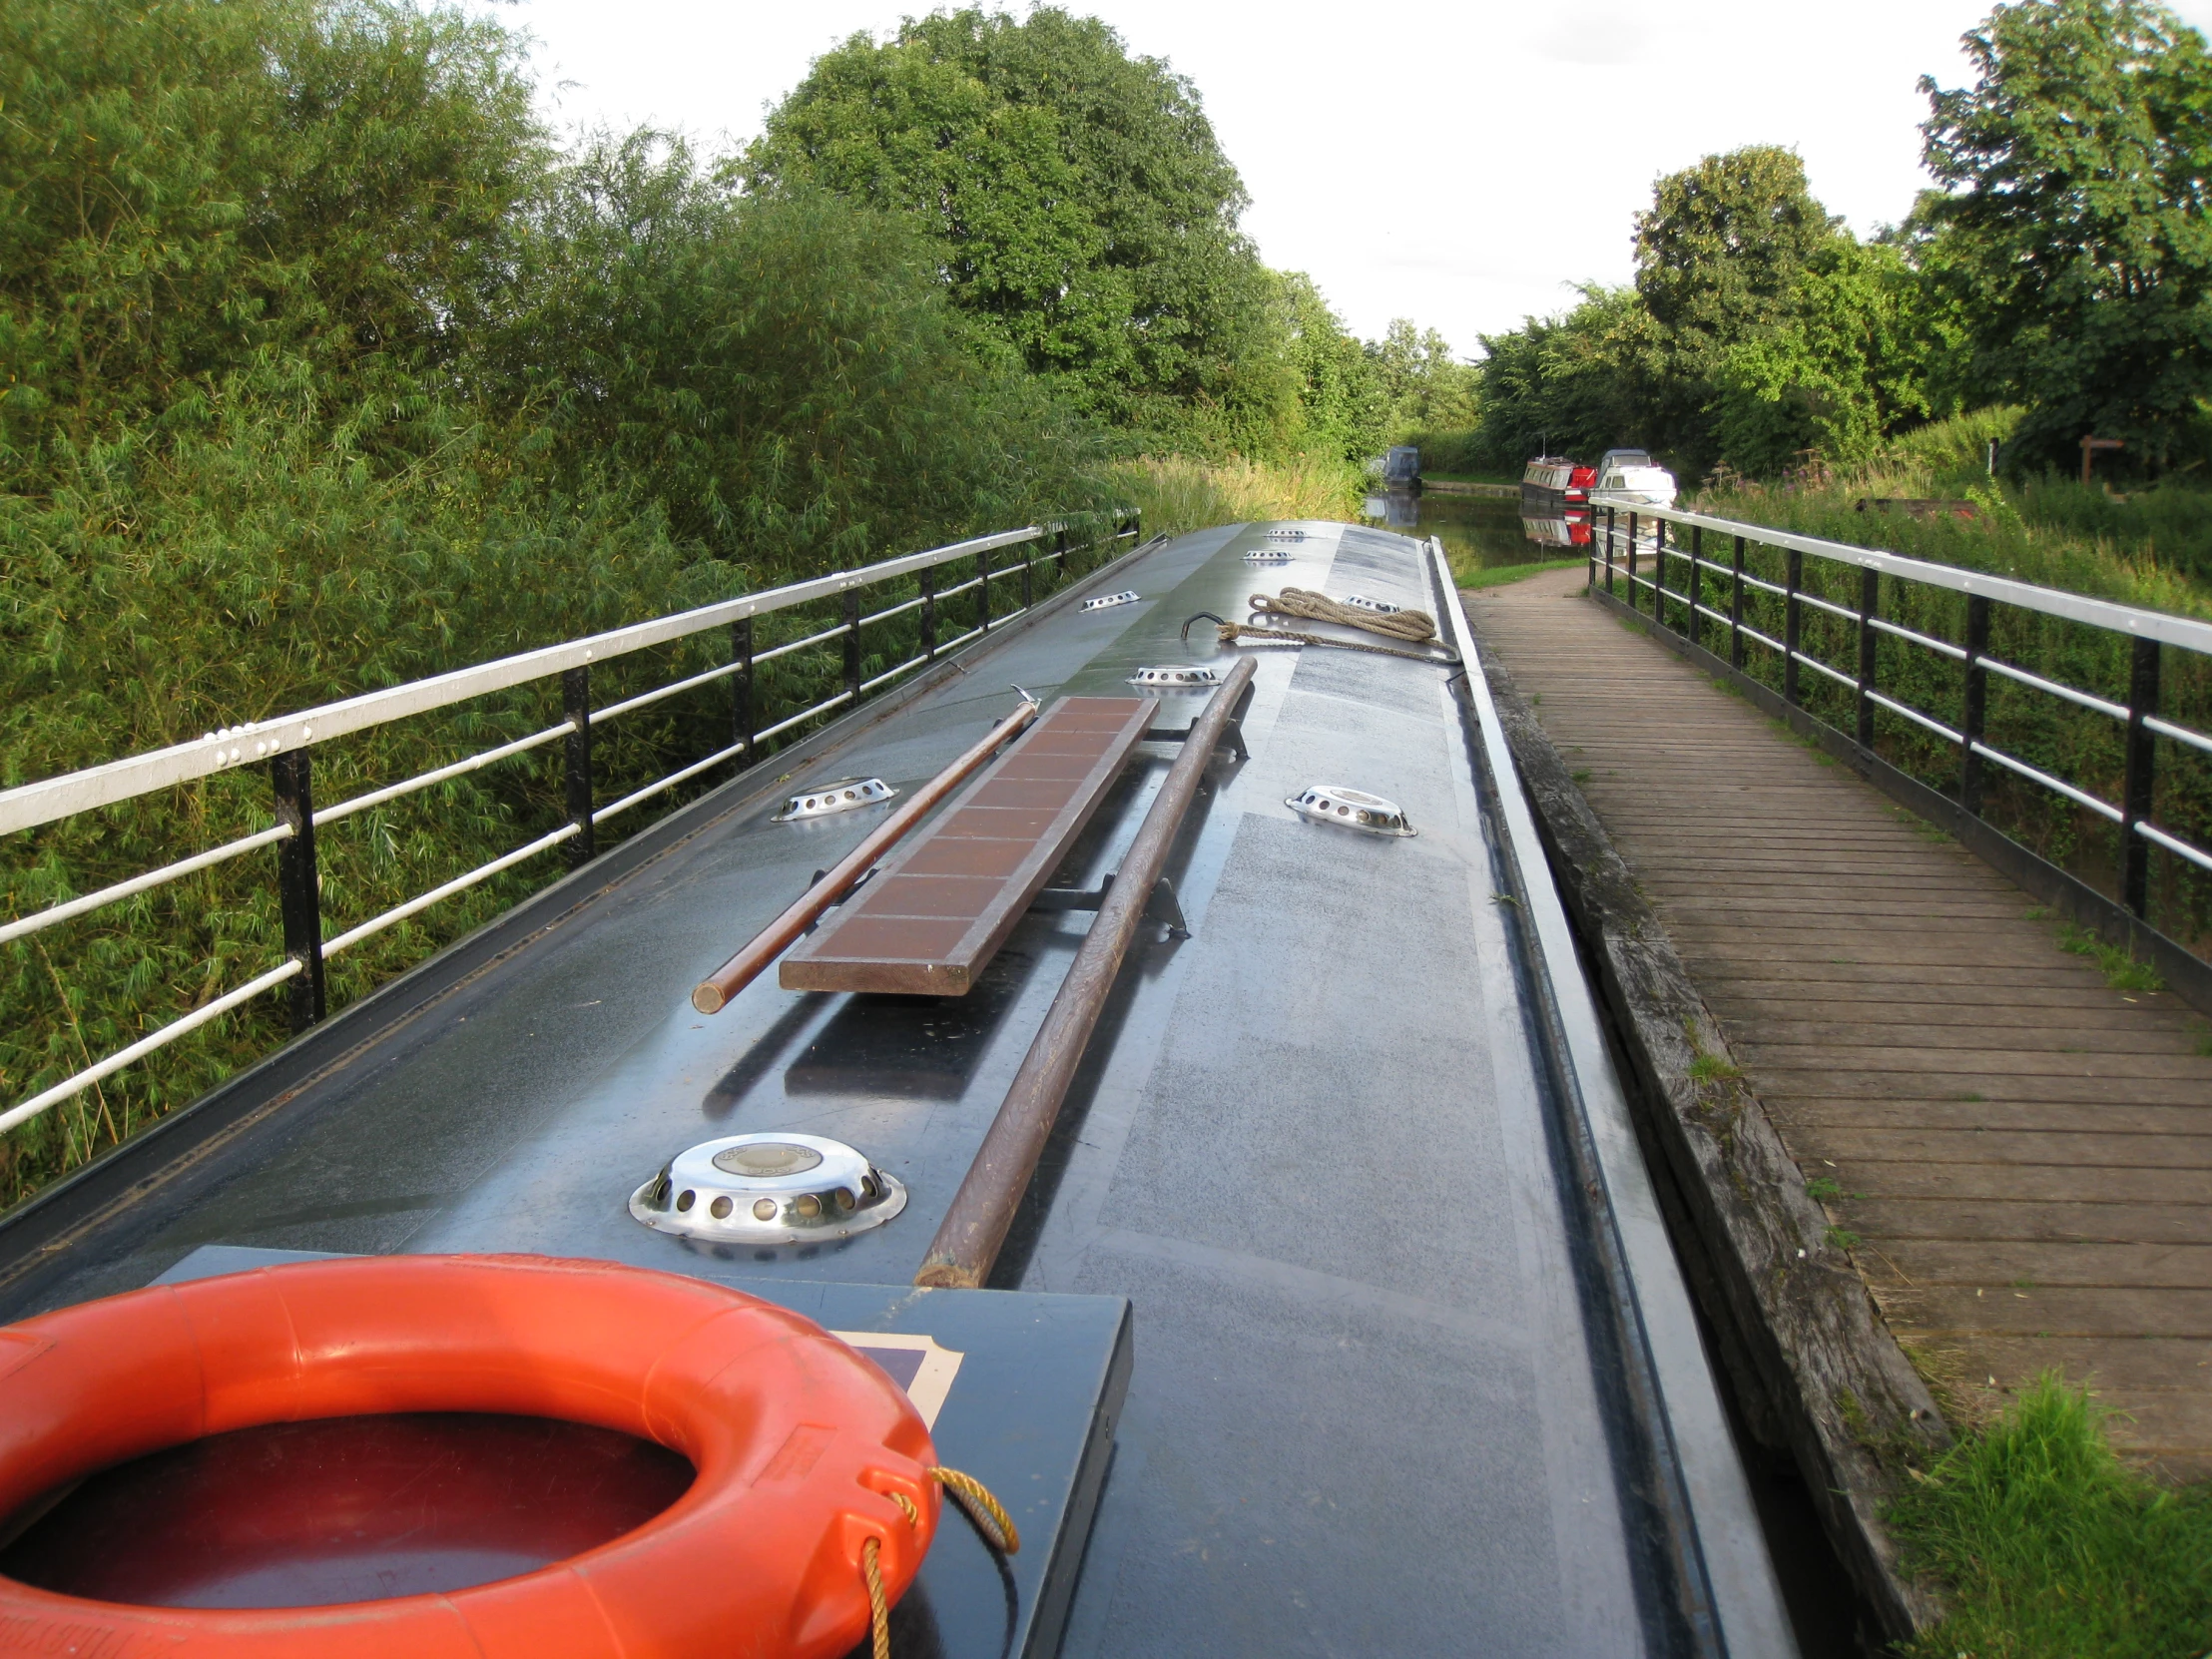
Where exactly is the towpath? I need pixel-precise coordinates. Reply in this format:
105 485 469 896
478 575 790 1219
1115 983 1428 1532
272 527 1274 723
1466 562 2212 1478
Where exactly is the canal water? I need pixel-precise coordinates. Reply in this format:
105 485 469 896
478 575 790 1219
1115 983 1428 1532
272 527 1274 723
1360 488 1573 580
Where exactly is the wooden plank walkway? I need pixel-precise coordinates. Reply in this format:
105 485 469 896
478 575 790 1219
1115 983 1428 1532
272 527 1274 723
1466 564 2212 1478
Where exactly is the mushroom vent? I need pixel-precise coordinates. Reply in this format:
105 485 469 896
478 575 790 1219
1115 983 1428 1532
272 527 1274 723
1286 785 1417 837
1266 529 1309 540
1341 594 1402 615
1082 590 1141 611
772 778 896 823
1128 664 1222 689
1244 546 1293 562
630 1133 907 1244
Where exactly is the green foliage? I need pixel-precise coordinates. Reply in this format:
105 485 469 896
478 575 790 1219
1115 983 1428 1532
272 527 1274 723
490 133 1107 570
1369 318 1479 437
1892 1375 2212 1658
1709 240 1955 475
743 7 1283 447
0 0 545 473
1919 0 2212 474
1473 283 1663 469
1273 273 1387 463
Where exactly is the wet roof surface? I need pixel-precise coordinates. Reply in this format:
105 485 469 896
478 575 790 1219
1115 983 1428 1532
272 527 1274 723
1 523 1728 1656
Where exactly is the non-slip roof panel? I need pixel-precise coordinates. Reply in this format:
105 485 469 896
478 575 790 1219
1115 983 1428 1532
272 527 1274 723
779 696 1157 996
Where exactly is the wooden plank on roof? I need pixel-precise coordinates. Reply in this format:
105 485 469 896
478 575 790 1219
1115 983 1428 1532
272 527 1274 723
780 696 1157 996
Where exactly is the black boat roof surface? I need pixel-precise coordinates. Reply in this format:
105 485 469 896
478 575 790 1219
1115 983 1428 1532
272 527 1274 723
0 523 1793 1657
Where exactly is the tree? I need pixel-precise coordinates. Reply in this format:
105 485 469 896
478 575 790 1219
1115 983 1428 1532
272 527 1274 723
1630 146 1846 471
1369 319 1479 437
742 8 1281 442
1273 275 1386 463
486 134 1105 569
1919 0 2212 471
1708 240 1952 476
1473 284 1665 470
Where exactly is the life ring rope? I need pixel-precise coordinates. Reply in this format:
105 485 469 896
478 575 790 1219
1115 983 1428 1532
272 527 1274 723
862 1465 1019 1659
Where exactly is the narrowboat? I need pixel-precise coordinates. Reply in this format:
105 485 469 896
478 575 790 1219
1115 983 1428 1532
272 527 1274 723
0 522 1798 1658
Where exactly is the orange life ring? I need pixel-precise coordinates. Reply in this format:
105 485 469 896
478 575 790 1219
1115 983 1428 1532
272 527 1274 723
0 1254 939 1657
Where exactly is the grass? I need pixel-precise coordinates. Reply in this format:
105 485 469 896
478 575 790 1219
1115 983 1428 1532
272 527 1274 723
1892 1375 2212 1659
2056 922 2167 993
1458 557 1583 590
1106 452 1365 538
1805 1176 1844 1203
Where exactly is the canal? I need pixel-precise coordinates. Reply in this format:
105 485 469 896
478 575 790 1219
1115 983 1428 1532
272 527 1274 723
1360 487 1579 581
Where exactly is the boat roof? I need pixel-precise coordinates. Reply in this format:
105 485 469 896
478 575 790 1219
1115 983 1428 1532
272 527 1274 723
0 521 1790 1657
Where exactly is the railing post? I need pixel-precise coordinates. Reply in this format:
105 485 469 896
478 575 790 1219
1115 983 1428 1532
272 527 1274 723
978 543 992 635
1729 535 1746 670
1605 509 1616 595
1784 549 1804 707
1856 566 1880 750
1653 518 1669 626
270 749 326 1033
1626 513 1639 612
1959 595 1990 815
1023 536 1037 613
1687 525 1704 649
919 566 937 661
732 618 755 759
2122 635 2161 917
842 586 862 701
563 666 595 868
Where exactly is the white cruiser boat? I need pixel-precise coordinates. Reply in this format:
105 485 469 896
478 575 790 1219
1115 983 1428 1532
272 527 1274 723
1590 447 1678 508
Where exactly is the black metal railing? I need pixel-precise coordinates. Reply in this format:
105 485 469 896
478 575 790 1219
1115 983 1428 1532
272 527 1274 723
1586 501 2212 985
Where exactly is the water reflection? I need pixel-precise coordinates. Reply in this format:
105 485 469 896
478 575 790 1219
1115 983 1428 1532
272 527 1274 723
1358 487 1589 571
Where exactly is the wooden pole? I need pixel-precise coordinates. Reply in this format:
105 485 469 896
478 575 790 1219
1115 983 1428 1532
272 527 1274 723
915 656 1257 1289
689 696 1039 1014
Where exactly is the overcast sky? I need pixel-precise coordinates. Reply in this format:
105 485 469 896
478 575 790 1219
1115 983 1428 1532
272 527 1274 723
481 0 2212 357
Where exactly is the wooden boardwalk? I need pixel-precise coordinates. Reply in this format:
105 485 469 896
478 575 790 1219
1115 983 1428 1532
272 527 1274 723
1466 564 2212 1478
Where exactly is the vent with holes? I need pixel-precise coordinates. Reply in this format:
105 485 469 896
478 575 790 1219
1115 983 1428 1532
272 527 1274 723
1341 594 1402 615
1128 665 1222 689
629 1133 906 1244
1286 785 1416 837
1082 590 1141 611
773 778 896 823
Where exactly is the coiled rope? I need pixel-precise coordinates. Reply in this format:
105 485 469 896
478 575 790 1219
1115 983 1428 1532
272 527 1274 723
1248 586 1438 645
861 1465 1021 1658
1180 611 1460 668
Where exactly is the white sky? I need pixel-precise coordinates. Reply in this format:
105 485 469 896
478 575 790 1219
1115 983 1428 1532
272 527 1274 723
481 0 2212 358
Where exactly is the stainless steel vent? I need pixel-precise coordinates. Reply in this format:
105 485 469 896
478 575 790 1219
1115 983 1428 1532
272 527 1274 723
1129 664 1222 689
1082 590 1141 611
1244 547 1293 562
1341 594 1402 615
1265 529 1309 540
1286 785 1416 837
630 1133 906 1244
773 778 896 823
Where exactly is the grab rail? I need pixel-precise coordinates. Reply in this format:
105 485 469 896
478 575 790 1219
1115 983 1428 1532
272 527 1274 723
0 513 1139 1135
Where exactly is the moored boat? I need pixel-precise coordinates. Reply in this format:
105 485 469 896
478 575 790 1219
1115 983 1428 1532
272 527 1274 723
1590 447 1678 508
1520 454 1595 501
